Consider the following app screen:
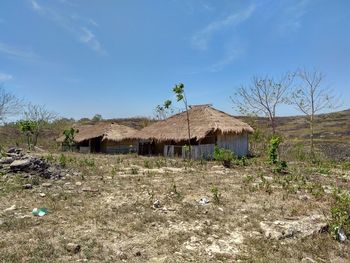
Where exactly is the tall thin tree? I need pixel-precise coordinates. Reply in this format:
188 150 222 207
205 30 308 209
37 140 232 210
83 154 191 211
290 69 337 155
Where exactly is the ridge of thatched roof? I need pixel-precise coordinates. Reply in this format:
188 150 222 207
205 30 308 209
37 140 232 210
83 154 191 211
56 122 137 143
133 105 254 142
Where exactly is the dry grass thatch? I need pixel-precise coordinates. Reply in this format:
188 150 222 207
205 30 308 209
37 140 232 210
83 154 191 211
133 105 254 142
56 122 137 143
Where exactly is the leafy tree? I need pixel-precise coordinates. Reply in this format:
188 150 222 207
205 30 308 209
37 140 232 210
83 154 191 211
231 73 294 134
17 119 37 150
154 100 173 120
290 69 338 155
92 114 103 122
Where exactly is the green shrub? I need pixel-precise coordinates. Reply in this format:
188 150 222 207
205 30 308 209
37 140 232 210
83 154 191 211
214 146 236 168
267 135 288 174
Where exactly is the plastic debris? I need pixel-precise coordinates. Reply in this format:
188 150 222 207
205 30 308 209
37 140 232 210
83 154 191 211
337 227 347 242
198 197 210 205
32 208 48 217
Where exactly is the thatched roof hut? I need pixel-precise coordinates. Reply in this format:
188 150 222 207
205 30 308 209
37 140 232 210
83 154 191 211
57 122 137 143
134 104 254 142
57 122 138 153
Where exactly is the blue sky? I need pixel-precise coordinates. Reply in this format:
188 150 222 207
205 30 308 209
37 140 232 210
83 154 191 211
0 0 349 119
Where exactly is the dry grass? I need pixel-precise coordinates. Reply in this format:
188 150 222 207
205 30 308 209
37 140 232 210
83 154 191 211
1 153 350 262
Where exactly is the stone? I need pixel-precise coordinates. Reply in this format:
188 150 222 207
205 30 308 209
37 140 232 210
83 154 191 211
75 181 82 186
0 157 14 164
4 204 16 212
66 243 81 254
260 214 327 240
147 256 167 263
153 200 161 208
42 182 52 188
39 193 46 197
10 159 31 170
301 257 316 263
23 184 33 189
116 251 128 260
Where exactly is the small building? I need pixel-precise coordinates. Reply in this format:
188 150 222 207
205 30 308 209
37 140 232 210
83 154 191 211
57 122 138 154
134 105 254 159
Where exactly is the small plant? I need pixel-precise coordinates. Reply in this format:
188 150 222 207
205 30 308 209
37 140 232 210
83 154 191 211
211 186 221 205
82 158 95 167
170 181 181 199
131 167 139 175
214 146 236 168
267 135 288 174
59 154 67 167
62 127 79 151
330 190 350 240
144 159 153 169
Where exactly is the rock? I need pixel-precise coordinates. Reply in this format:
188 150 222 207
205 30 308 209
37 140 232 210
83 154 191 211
10 159 31 170
23 184 33 189
66 243 81 254
39 193 46 197
116 251 128 260
153 200 161 209
75 181 82 186
301 257 316 263
7 147 22 154
260 214 327 240
0 157 14 164
147 256 167 263
4 204 16 212
42 182 52 188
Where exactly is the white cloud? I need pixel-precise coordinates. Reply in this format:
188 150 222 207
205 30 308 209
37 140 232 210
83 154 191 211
30 0 42 11
279 0 310 34
0 42 37 60
209 43 244 72
191 4 255 50
0 73 13 81
29 1 104 54
80 27 104 54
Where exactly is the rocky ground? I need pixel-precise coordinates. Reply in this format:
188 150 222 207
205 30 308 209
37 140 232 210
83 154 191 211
0 152 349 262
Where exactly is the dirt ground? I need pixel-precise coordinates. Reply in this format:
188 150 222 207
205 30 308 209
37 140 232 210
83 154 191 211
1 153 350 262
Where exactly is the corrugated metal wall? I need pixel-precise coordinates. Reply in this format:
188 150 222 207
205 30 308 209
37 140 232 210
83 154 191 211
217 132 248 157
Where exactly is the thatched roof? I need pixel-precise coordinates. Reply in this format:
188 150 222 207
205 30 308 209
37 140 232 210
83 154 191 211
133 105 254 142
56 122 137 143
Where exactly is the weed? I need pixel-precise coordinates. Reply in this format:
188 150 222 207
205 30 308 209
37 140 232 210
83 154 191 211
131 167 139 175
144 159 153 169
330 190 350 240
214 146 236 168
211 186 221 204
58 154 67 167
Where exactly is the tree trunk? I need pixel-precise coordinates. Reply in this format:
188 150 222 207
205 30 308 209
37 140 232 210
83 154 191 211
310 114 314 156
185 105 191 159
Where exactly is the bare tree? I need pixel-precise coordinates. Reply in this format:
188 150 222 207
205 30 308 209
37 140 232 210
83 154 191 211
0 85 22 123
231 73 294 134
290 69 337 155
24 103 57 147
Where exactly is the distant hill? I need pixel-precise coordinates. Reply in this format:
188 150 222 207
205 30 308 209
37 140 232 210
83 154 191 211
239 108 350 141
